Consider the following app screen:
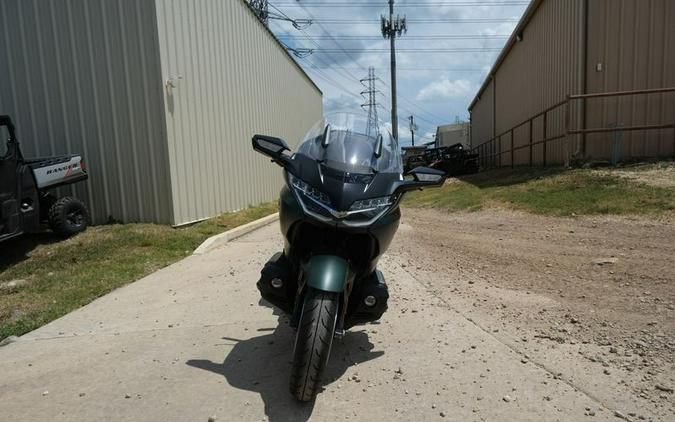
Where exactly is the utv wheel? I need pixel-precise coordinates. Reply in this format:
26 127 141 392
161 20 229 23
290 287 339 402
48 197 89 237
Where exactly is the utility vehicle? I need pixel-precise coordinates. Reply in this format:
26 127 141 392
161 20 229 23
0 115 89 242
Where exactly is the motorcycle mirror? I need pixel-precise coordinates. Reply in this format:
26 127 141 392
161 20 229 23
395 166 446 193
407 166 445 183
374 134 383 158
252 134 292 168
321 124 331 148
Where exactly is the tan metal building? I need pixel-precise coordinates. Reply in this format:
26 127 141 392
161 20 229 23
468 0 675 167
435 122 470 148
0 0 322 225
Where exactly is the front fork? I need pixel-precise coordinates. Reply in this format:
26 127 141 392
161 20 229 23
291 255 353 336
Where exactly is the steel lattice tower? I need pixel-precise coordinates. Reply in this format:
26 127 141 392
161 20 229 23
360 67 379 139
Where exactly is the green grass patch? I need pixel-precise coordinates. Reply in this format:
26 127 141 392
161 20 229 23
0 202 277 340
403 165 675 217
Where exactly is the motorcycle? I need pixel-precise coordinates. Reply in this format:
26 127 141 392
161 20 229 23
251 113 445 401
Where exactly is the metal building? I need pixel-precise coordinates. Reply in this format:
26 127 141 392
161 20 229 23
468 0 675 168
0 0 322 225
435 122 470 148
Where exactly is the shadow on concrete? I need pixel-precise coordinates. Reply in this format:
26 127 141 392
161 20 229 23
186 306 384 422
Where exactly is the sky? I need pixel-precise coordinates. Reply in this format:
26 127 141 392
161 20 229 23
266 0 529 147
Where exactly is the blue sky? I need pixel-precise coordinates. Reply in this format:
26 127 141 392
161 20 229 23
267 0 528 146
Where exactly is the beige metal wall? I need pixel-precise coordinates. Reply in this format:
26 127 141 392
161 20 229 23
585 0 675 159
470 78 494 148
436 123 469 147
470 0 584 166
154 0 323 225
0 0 173 224
469 0 675 166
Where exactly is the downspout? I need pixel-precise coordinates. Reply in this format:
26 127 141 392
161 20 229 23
577 0 589 157
492 74 497 166
469 112 473 149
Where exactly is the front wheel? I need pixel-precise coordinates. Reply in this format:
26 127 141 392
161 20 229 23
290 287 339 401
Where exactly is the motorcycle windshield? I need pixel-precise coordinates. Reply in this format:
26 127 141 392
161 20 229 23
296 113 402 175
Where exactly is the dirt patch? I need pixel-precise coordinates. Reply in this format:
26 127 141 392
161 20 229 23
395 207 675 417
593 162 675 189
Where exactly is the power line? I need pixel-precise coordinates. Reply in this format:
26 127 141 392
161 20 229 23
301 48 503 52
380 89 445 126
270 21 363 85
310 66 488 71
257 2 312 29
269 3 474 128
273 2 528 7
300 18 519 24
277 34 509 40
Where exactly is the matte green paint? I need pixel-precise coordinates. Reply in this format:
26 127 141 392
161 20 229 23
306 255 350 292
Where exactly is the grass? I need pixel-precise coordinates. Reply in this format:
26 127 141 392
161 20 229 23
403 165 675 217
0 202 277 341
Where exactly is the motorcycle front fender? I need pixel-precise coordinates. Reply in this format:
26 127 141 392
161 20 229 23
305 255 350 293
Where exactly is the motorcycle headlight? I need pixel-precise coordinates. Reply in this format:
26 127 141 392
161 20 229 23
342 194 399 226
288 173 397 227
289 174 331 206
349 196 393 212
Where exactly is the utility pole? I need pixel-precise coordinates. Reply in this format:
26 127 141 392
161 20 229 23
360 67 379 139
249 0 269 25
409 115 417 146
381 0 406 142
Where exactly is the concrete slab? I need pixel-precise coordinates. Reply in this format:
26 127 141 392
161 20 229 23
0 223 617 421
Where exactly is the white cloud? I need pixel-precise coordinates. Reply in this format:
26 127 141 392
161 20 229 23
416 79 473 102
270 1 528 127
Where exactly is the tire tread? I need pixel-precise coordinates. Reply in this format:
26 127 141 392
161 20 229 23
289 288 339 401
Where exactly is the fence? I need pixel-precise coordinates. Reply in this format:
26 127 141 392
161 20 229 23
473 87 675 170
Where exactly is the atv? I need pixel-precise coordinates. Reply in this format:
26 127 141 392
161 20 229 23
0 115 90 243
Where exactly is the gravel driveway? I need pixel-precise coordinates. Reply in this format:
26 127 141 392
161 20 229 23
0 214 671 421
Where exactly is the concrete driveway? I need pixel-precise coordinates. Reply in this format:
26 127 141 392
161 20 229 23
0 222 618 421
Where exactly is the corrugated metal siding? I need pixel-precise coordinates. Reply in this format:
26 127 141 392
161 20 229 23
154 0 323 225
489 0 583 166
0 0 173 224
470 78 494 148
496 0 583 164
469 0 675 166
585 0 675 159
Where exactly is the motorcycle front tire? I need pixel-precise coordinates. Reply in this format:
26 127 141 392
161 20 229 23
289 287 339 401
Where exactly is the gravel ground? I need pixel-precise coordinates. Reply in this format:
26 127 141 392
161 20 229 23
592 162 675 188
394 207 675 420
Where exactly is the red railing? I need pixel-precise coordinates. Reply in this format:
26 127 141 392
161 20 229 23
473 87 675 169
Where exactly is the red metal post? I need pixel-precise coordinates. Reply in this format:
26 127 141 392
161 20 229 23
510 128 514 168
498 136 502 167
542 112 547 167
565 95 571 166
528 118 533 167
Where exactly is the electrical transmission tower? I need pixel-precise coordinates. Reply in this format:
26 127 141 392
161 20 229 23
381 0 407 142
360 67 379 139
249 0 269 24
